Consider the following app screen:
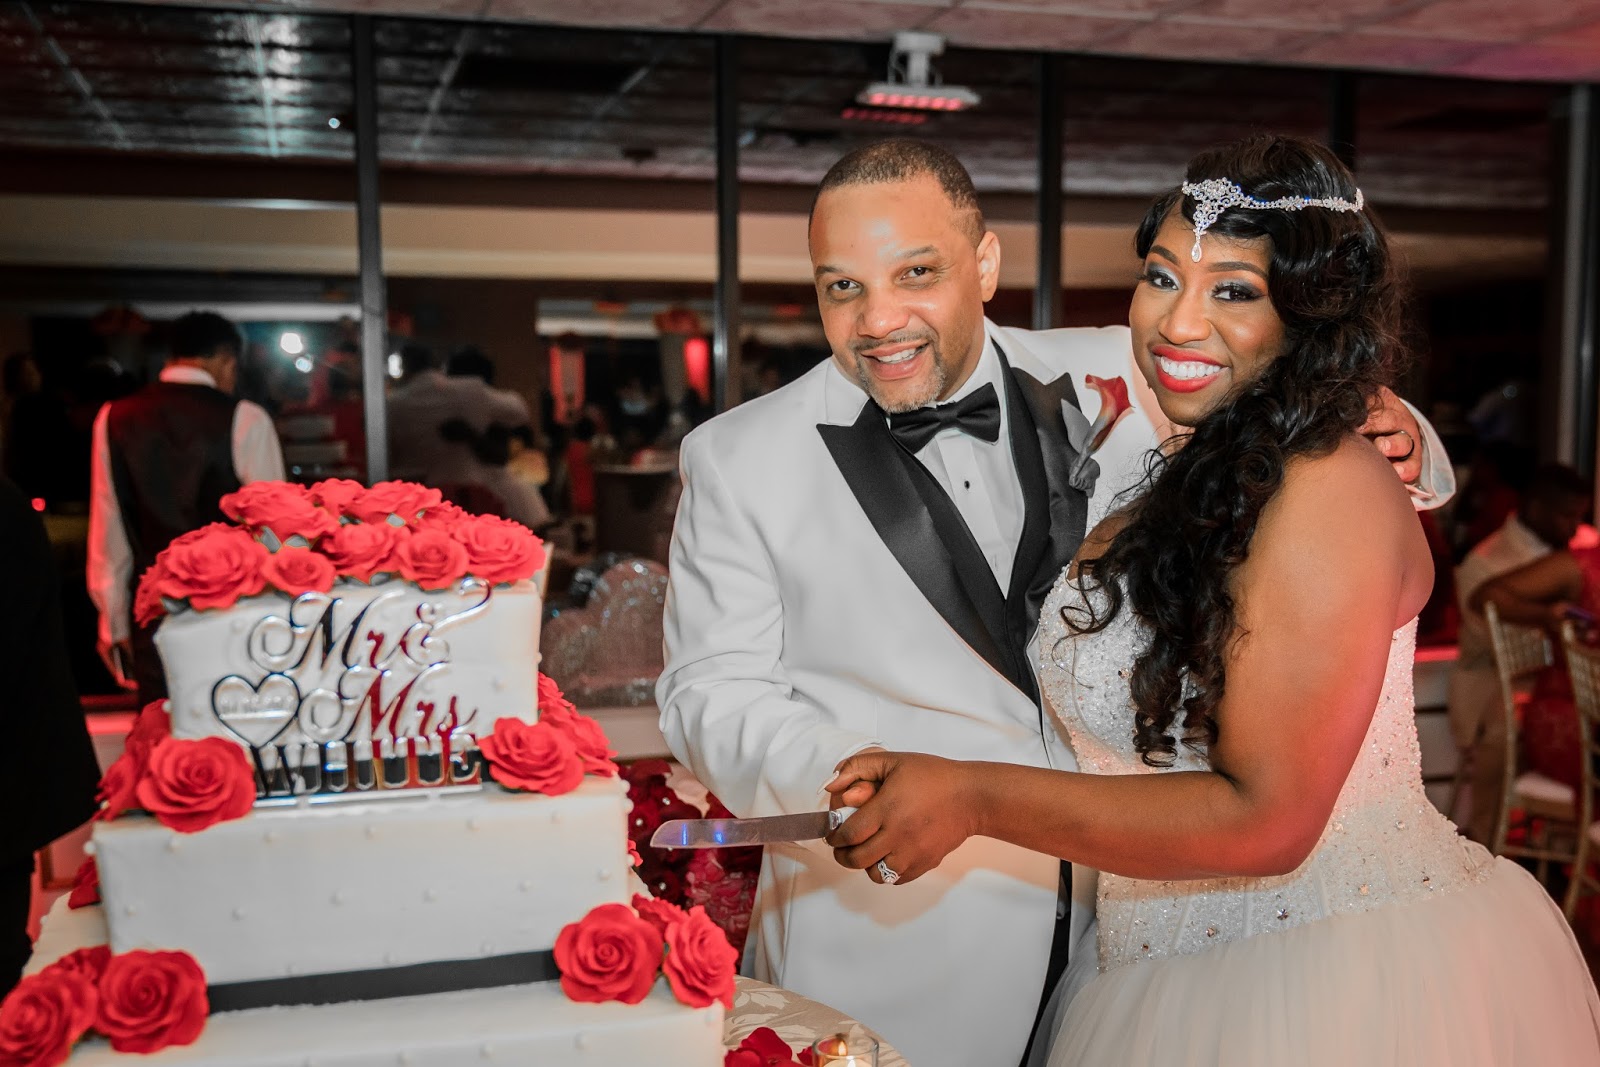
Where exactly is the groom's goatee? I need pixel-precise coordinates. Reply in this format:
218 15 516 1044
851 332 947 413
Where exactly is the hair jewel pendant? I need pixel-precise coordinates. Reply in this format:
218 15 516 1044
1179 177 1365 262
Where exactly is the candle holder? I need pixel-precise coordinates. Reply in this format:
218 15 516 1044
810 1033 879 1066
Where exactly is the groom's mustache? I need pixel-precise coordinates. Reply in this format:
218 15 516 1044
852 332 938 358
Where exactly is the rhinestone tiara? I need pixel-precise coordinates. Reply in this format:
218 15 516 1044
1179 177 1366 262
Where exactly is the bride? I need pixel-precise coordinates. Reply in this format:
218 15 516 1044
825 134 1600 1064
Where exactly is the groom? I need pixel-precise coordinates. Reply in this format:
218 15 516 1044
657 139 1449 1067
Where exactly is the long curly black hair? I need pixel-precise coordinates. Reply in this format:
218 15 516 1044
1069 134 1405 767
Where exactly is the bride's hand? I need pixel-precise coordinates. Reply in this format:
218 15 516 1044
824 751 982 885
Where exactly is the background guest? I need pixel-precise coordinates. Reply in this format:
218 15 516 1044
1 474 100 998
87 310 284 704
1450 462 1592 841
1471 502 1600 804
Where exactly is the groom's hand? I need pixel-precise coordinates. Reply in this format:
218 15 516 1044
1360 386 1424 486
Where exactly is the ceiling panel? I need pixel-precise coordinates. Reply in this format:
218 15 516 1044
1284 32 1489 72
0 0 1576 211
698 0 941 40
920 6 1128 49
1181 0 1425 30
1095 17 1322 62
1378 0 1600 41
1448 42 1600 80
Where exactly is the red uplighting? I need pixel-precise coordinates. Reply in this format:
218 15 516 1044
683 337 711 405
857 89 972 113
30 498 45 512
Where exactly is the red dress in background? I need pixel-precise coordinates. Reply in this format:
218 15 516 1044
1524 546 1600 790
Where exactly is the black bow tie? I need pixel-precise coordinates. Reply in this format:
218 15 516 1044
887 382 1003 453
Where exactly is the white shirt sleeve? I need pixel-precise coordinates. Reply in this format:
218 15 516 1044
1403 398 1456 511
232 401 286 483
86 402 133 645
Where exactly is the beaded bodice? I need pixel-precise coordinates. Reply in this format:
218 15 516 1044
1038 574 1495 974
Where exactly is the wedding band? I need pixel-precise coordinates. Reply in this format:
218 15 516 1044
875 859 900 885
1387 428 1416 462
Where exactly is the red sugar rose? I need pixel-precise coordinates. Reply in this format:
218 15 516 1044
319 521 402 583
0 970 96 1067
43 947 111 988
414 500 469 531
135 738 257 834
553 903 663 1006
396 528 469 591
124 700 172 765
477 718 585 796
308 477 365 518
539 701 618 777
93 753 140 822
219 482 338 544
347 481 442 525
630 892 687 938
662 905 739 1010
537 672 574 715
67 859 99 910
453 514 545 586
155 525 269 611
262 546 337 597
132 560 168 627
94 950 207 1055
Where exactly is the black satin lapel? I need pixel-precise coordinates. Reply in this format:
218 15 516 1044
818 406 1015 687
997 346 1052 614
1005 358 1090 637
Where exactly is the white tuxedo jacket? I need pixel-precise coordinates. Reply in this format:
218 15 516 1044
658 322 1452 1067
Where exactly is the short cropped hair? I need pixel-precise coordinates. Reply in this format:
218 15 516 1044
400 342 438 378
448 345 495 385
169 311 241 361
812 138 985 244
1526 462 1592 507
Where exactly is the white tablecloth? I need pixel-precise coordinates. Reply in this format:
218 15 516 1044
729 976 909 1066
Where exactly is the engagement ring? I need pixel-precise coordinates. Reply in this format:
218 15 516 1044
875 859 900 885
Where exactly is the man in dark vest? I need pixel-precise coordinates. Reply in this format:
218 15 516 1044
87 311 284 704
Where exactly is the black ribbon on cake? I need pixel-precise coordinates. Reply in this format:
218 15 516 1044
207 950 560 1013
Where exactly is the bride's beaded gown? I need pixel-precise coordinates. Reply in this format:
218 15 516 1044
1038 577 1600 1065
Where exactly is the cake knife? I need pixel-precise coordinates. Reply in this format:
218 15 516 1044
650 807 857 849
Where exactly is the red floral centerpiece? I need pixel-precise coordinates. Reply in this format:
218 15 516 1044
624 761 760 956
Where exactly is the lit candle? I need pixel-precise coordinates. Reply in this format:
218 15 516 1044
810 1033 878 1066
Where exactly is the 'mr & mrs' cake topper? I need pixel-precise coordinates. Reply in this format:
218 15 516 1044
210 578 493 801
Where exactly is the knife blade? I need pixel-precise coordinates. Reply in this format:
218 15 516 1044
649 806 857 849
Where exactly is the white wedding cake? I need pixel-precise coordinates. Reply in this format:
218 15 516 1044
13 481 728 1067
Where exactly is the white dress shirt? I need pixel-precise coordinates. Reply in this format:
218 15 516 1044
88 365 285 645
903 339 1025 590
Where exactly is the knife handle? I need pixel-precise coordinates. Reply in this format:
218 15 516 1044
826 806 858 832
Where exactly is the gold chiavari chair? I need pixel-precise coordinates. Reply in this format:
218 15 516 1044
1487 602 1578 886
1560 622 1600 920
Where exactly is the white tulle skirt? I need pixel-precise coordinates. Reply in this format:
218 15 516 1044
1049 859 1600 1066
